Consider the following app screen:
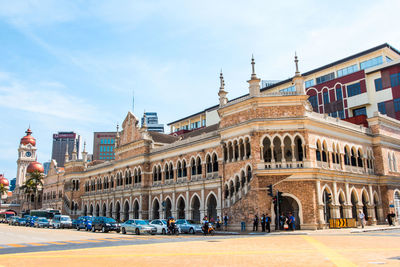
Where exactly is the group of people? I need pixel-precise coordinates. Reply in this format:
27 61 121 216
275 212 296 231
252 214 272 232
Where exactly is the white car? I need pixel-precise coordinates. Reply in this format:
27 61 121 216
149 219 169 234
51 215 72 229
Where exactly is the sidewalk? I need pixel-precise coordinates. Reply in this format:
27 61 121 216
216 224 400 235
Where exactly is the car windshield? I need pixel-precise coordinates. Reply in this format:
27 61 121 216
187 220 196 224
136 220 148 225
104 217 116 223
61 217 70 221
39 218 47 222
161 220 167 224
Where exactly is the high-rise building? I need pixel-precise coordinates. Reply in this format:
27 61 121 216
141 112 164 133
93 132 116 161
51 132 80 167
43 161 51 175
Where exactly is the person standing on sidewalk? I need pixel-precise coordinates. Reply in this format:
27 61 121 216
288 212 296 231
266 213 271 233
261 214 266 232
359 211 366 228
253 215 259 231
223 214 229 231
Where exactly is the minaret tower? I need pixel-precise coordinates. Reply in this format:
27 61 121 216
218 70 228 107
248 55 261 97
292 52 305 95
16 128 37 187
71 139 78 161
64 143 69 164
82 141 88 163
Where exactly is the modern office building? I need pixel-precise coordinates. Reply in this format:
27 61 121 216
51 132 80 167
141 112 164 133
43 161 51 175
93 132 116 161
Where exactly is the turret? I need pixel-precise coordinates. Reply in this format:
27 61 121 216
247 55 261 97
218 70 228 107
292 52 305 95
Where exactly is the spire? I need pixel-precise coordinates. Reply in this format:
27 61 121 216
251 54 257 78
292 52 305 95
142 111 148 129
218 69 228 107
294 52 300 76
248 55 261 97
64 143 69 163
81 140 88 163
115 123 120 148
71 139 77 161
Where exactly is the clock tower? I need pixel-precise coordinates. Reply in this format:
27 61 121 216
16 128 37 188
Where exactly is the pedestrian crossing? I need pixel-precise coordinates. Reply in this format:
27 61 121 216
0 234 194 249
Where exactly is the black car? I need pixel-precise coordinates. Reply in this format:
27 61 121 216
91 217 120 233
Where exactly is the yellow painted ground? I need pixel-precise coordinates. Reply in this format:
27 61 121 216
0 234 399 267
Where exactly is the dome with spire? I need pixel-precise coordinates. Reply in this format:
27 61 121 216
27 161 44 173
0 174 9 187
20 128 36 146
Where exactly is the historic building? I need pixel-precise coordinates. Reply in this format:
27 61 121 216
8 128 45 214
41 52 400 230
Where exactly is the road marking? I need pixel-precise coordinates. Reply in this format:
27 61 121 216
93 238 121 242
302 236 357 267
63 240 86 244
79 240 102 243
6 244 26 248
46 242 67 245
27 243 47 246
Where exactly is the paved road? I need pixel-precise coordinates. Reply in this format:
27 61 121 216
0 224 400 266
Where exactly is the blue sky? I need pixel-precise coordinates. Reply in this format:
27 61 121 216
1 0 399 179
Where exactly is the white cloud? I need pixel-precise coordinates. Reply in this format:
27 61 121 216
0 71 105 123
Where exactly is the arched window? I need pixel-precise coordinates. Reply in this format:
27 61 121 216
177 161 182 178
196 157 202 175
169 163 174 179
247 166 252 183
316 142 321 161
206 155 212 173
191 158 196 175
212 154 218 172
182 160 187 177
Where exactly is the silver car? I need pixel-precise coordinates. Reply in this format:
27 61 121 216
120 219 157 235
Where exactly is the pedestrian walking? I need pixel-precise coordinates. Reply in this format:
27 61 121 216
223 214 229 231
261 214 266 232
253 215 259 231
358 211 365 228
216 216 221 230
288 212 296 231
279 213 285 230
266 213 271 233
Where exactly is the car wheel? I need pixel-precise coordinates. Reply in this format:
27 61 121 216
189 228 195 234
77 226 80 231
85 227 89 231
102 226 106 233
135 228 140 235
122 227 126 234
162 228 166 235
92 226 96 232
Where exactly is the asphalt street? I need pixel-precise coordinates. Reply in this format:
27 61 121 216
1 224 400 266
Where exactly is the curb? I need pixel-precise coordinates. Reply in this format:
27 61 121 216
350 226 400 233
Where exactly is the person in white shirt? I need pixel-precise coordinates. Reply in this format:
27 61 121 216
359 211 365 228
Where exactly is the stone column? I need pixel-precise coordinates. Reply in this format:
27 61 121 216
260 145 264 161
291 144 296 162
244 142 248 160
271 145 275 163
281 145 285 163
172 192 176 218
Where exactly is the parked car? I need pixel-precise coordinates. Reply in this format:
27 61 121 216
34 217 50 228
76 216 93 231
8 216 20 226
72 219 78 229
120 219 157 235
17 217 27 226
51 215 72 229
175 219 203 234
91 217 120 233
149 219 170 234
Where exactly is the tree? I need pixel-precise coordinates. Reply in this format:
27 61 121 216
20 171 44 210
0 183 7 198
